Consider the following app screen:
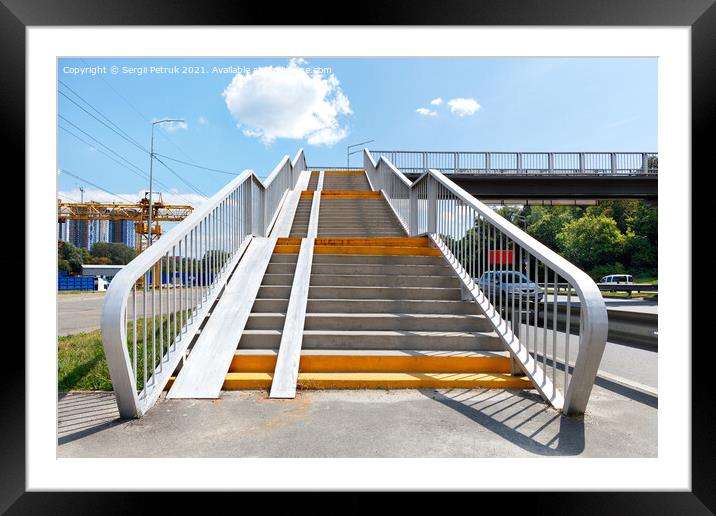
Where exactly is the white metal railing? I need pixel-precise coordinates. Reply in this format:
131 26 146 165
365 149 608 415
101 149 305 418
371 150 658 176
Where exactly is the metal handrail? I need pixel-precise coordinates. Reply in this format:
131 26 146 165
365 149 608 415
102 149 305 417
371 150 658 176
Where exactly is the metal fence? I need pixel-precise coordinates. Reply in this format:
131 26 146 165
101 149 305 418
365 149 608 415
370 150 658 176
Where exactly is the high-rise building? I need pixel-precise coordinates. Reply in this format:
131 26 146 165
109 220 136 248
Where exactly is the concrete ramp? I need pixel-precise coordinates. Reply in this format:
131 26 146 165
167 237 277 399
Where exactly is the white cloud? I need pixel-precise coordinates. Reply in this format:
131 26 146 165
447 98 480 117
198 116 209 125
430 97 443 106
222 59 352 146
289 57 308 66
416 107 437 117
154 118 188 132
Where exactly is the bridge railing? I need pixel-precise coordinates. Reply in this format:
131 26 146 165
101 149 305 418
365 149 608 415
370 150 658 176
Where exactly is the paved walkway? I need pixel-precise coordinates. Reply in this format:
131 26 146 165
57 383 656 457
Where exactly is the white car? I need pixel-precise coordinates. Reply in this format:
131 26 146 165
599 274 633 284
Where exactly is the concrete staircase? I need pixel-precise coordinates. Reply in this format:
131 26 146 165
220 170 532 392
166 170 533 394
288 198 312 238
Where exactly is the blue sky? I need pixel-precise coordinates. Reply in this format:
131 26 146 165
57 57 657 206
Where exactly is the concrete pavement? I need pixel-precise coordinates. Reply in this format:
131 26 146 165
57 382 656 458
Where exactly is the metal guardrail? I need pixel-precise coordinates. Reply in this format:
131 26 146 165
101 149 305 418
371 150 658 177
365 149 608 415
597 283 658 293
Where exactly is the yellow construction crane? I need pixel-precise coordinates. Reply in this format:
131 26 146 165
57 192 193 254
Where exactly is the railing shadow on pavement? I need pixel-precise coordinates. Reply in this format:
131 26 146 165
532 356 658 409
57 392 125 445
417 388 585 456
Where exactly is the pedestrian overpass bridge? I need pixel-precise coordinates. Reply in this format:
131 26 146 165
372 150 658 204
102 149 612 420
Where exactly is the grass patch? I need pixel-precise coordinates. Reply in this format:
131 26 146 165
602 291 658 300
58 310 191 391
58 330 112 390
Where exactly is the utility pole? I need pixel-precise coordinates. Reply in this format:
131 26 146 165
346 139 375 168
79 186 84 203
147 118 184 247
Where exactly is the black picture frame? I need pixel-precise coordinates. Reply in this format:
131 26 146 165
5 0 713 512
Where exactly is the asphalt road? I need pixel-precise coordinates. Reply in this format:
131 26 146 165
57 292 107 336
57 288 204 336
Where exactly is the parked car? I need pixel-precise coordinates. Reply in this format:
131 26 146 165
477 271 544 305
599 274 633 285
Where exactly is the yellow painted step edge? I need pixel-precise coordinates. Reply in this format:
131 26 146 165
221 372 534 390
313 246 441 256
229 354 512 373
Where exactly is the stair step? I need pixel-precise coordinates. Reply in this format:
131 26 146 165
251 298 480 314
305 285 462 300
312 254 445 265
314 246 441 256
246 312 491 331
221 372 532 390
309 274 458 288
229 351 512 373
238 329 503 350
310 263 451 275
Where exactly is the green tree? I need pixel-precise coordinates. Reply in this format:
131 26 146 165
58 257 71 273
90 242 136 265
526 206 581 251
556 215 626 271
58 241 85 274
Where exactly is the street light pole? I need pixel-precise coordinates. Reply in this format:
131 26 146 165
147 119 184 247
346 139 375 168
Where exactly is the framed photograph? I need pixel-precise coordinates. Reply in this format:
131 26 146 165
6 0 713 511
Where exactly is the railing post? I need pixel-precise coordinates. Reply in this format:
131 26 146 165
243 181 252 236
427 176 437 234
260 185 267 236
642 153 648 175
548 153 554 174
516 152 522 174
422 152 428 173
409 187 418 236
611 153 617 175
485 153 491 173
454 152 459 174
579 153 585 174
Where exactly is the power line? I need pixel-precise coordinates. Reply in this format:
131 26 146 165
58 79 148 152
153 153 240 176
58 124 199 206
59 115 148 176
153 156 206 196
58 90 149 154
57 192 82 203
79 59 198 163
58 85 206 198
58 168 135 204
